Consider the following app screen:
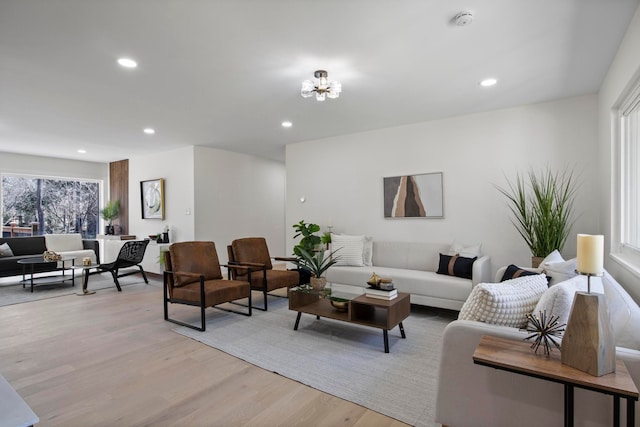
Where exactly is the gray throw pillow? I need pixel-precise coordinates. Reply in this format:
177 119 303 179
0 242 15 257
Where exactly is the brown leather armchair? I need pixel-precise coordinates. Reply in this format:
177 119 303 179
227 237 300 310
163 241 252 331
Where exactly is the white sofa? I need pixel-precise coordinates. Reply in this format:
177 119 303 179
325 241 491 310
44 233 98 266
435 270 640 427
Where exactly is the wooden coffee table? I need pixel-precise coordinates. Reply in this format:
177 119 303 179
288 286 410 353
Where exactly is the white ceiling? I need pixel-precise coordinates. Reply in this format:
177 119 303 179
1 0 638 164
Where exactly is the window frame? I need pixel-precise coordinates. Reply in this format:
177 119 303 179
612 77 640 276
1 172 103 238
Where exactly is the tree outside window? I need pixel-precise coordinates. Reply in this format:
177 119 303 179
2 175 99 238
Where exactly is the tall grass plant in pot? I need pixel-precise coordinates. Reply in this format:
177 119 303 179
100 200 120 235
497 168 578 267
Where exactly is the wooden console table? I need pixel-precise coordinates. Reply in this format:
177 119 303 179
473 335 638 427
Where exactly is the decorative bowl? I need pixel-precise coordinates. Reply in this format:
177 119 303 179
330 297 349 312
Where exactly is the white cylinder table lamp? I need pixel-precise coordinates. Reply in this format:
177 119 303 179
562 234 615 376
576 234 604 292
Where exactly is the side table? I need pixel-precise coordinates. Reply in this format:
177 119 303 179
71 264 99 295
473 335 638 427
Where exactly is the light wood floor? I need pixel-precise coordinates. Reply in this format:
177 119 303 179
0 277 409 427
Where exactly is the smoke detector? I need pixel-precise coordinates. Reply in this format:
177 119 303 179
453 11 473 26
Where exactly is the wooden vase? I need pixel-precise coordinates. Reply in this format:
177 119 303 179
310 276 327 291
561 292 616 376
532 256 543 268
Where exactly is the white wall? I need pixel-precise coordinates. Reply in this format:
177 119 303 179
286 95 599 277
598 5 640 302
0 151 107 181
128 146 196 243
127 145 286 260
193 146 287 258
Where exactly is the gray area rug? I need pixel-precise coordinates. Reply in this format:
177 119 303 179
0 271 152 307
173 296 456 426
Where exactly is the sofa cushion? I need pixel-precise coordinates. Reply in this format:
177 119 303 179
436 254 476 279
331 234 365 266
500 264 540 281
458 274 548 328
326 265 473 302
0 236 47 256
56 250 97 266
0 243 14 257
603 271 640 350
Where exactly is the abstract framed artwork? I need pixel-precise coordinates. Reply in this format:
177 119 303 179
383 172 443 218
141 178 165 219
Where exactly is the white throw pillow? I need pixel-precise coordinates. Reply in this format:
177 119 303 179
331 234 365 266
0 242 14 257
448 240 482 258
536 250 578 286
458 274 549 328
532 275 603 327
44 233 83 252
538 249 565 266
363 236 373 266
543 258 578 286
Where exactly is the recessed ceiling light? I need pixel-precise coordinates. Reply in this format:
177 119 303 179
143 128 155 134
480 78 498 87
117 58 138 68
77 149 87 154
282 121 293 128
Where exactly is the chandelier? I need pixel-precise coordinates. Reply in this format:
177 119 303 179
301 70 342 101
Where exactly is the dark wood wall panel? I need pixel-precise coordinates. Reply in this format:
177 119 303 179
109 159 129 235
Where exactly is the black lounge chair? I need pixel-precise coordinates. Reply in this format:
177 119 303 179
97 239 150 291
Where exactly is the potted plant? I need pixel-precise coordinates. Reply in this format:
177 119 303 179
292 220 339 289
100 200 120 235
292 220 322 256
496 168 578 267
295 247 340 290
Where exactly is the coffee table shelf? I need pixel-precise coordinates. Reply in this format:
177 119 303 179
288 287 411 353
17 256 76 292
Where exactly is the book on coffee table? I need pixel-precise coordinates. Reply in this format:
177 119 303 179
365 287 398 300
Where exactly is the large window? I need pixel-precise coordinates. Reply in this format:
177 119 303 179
615 80 640 271
2 175 100 238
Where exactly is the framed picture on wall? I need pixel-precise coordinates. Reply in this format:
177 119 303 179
383 172 443 218
141 178 165 219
